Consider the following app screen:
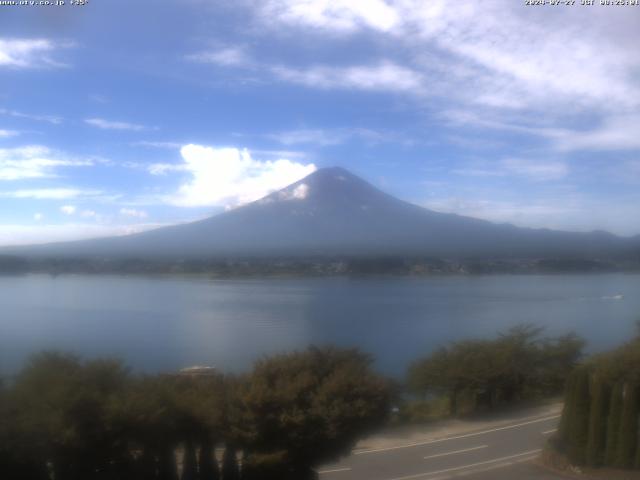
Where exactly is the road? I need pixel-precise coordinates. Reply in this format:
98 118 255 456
318 411 565 480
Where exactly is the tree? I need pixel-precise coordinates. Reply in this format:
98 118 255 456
409 326 584 417
605 382 624 466
615 383 639 468
9 352 131 480
586 375 609 467
220 445 240 480
567 367 590 465
235 346 391 478
198 438 219 480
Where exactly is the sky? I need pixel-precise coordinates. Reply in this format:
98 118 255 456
0 0 639 245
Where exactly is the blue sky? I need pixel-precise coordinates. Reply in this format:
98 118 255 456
1 0 639 245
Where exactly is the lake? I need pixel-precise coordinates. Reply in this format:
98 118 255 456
1 273 639 377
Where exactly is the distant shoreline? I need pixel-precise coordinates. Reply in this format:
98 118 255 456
2 255 639 277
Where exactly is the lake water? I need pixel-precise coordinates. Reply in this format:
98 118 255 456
1 274 639 377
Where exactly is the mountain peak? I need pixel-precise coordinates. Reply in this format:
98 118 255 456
258 166 392 208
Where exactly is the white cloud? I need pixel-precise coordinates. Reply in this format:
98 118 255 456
422 194 640 237
0 38 69 69
80 210 97 218
553 115 640 152
501 159 569 181
233 1 640 154
0 108 63 125
0 129 19 138
148 163 186 176
85 118 152 131
267 128 345 146
33 213 43 222
0 188 101 200
0 146 93 181
120 207 148 218
132 140 182 149
0 222 165 247
165 144 316 207
453 158 569 182
262 0 400 33
188 46 252 67
60 205 77 215
258 1 640 109
271 61 423 93
267 127 410 147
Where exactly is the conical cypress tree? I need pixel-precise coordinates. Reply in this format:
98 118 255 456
568 367 590 465
586 376 610 467
157 445 179 480
605 382 624 466
558 371 577 445
221 445 240 480
198 439 219 480
183 441 198 480
615 383 639 469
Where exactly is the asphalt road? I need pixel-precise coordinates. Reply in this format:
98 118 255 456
318 412 564 480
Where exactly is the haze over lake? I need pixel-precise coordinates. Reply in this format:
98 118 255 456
1 273 639 377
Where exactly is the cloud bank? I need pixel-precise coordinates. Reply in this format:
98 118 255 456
162 144 316 207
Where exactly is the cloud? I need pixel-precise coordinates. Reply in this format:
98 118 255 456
453 158 569 182
0 222 165 247
148 163 186 176
422 193 640 237
553 115 640 152
60 205 77 215
271 61 423 93
164 144 316 207
119 207 148 218
80 210 97 218
132 140 182 149
501 159 569 181
33 213 43 222
85 118 152 131
267 128 345 146
0 146 93 181
0 129 19 138
0 188 102 199
257 1 640 109
187 46 252 67
443 109 640 153
262 0 400 33
0 108 63 125
266 127 410 147
0 38 70 69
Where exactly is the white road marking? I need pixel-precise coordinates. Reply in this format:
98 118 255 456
354 414 560 455
423 445 488 460
541 428 557 435
428 454 539 480
317 467 352 475
386 449 542 480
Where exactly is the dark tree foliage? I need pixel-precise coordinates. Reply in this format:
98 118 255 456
408 325 584 415
558 333 640 470
605 382 624 466
182 440 198 480
585 375 610 467
198 438 220 480
567 367 590 465
234 346 392 476
615 384 639 468
6 352 131 480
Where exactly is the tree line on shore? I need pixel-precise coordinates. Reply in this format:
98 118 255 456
556 330 640 470
407 325 584 417
0 326 585 480
0 347 391 480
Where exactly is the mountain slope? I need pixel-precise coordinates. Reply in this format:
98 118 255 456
6 167 639 259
